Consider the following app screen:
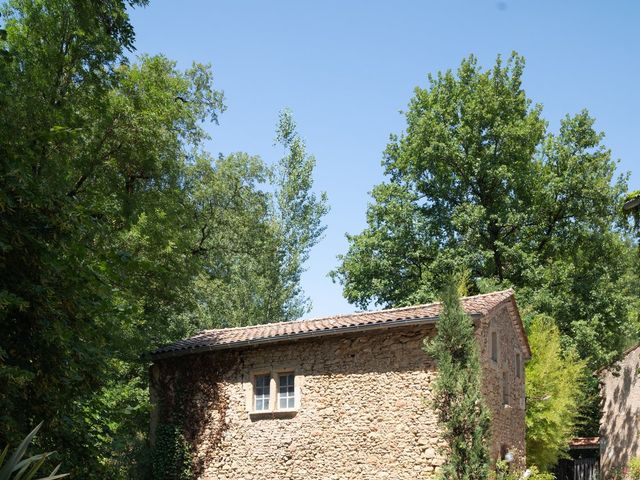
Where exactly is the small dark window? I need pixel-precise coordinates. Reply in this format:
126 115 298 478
515 353 521 379
502 371 510 406
491 331 498 362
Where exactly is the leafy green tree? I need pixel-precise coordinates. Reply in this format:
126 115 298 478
270 109 329 320
333 53 546 307
184 110 328 328
0 3 185 475
183 151 278 329
0 1 327 477
333 53 634 433
0 13 223 471
424 279 490 480
525 315 586 471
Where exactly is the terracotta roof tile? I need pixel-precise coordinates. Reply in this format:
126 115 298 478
152 289 518 359
570 437 600 448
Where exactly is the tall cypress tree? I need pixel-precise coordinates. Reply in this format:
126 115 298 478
424 280 490 480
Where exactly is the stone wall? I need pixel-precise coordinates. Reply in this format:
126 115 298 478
600 345 640 476
152 303 526 479
478 304 527 465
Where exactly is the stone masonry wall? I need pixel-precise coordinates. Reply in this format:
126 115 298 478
478 304 527 465
153 303 526 479
600 346 640 477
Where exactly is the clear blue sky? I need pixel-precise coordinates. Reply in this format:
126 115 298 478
129 0 639 318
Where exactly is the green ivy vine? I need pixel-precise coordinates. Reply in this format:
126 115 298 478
152 423 193 480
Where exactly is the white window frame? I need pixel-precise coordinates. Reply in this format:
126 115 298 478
276 371 296 411
247 368 302 415
253 372 272 412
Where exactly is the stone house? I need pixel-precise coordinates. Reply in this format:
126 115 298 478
150 289 530 479
599 344 640 476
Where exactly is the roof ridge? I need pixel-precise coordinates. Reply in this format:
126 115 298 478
195 289 514 335
152 289 521 359
595 343 640 376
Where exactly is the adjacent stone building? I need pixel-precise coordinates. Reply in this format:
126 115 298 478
150 289 530 479
599 345 640 476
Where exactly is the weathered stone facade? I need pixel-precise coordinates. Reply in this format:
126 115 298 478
151 294 528 479
600 345 640 476
478 303 527 463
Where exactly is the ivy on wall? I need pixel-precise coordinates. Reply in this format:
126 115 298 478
153 423 193 480
152 353 237 477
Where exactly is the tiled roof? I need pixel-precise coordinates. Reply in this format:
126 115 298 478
624 195 640 211
570 437 600 448
152 289 522 359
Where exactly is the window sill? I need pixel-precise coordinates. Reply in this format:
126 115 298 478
249 409 299 420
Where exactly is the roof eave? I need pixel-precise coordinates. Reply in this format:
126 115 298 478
594 343 640 377
150 314 477 360
476 291 531 360
623 196 640 211
509 295 532 360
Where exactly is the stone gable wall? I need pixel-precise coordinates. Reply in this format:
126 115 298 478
600 346 640 477
152 303 526 479
478 304 527 464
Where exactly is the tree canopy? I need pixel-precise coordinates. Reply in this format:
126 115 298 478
332 53 637 434
1 0 637 475
0 1 326 477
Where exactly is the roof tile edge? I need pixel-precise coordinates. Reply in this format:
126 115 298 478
150 290 519 359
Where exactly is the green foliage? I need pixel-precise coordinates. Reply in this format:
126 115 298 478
0 1 327 477
191 110 328 326
333 52 636 433
625 190 640 204
628 458 640 480
529 469 556 480
185 111 328 328
152 424 192 480
623 190 640 232
424 279 490 480
494 462 554 480
271 109 329 320
0 422 68 480
608 466 625 480
525 316 586 471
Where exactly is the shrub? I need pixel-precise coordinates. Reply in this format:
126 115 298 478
525 315 587 470
494 452 555 480
628 458 640 480
0 422 68 480
424 279 490 480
